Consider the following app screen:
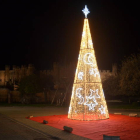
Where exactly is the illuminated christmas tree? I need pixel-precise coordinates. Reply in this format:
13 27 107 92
68 5 109 120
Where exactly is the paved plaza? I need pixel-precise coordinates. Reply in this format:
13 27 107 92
0 106 140 140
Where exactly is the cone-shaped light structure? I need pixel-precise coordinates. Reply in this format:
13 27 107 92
68 5 109 120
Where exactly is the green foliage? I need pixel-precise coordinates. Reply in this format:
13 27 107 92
40 74 54 90
6 81 14 91
19 74 54 103
19 74 42 96
120 54 140 96
102 75 120 97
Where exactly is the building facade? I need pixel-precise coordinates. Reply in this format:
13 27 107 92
0 63 117 87
0 64 35 86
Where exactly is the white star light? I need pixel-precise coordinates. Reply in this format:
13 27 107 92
82 5 90 18
89 68 100 77
75 88 102 111
90 89 101 98
99 105 106 114
84 94 98 111
84 89 99 111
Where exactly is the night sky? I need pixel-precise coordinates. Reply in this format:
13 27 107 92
0 1 140 71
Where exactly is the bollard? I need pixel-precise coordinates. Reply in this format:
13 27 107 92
43 120 48 124
103 134 120 140
63 126 73 133
129 114 137 117
28 115 33 118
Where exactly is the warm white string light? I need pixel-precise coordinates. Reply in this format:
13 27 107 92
68 6 109 121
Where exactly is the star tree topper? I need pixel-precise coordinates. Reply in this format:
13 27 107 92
82 5 90 18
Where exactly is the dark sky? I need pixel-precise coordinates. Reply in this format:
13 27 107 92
0 1 140 70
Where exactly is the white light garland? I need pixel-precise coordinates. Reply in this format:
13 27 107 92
68 106 71 114
76 88 84 104
89 68 100 77
83 53 95 67
88 39 93 45
82 31 86 37
102 90 105 98
78 72 84 80
99 105 106 114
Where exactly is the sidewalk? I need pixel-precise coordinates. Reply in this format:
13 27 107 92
0 106 90 140
109 108 140 116
0 106 140 140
